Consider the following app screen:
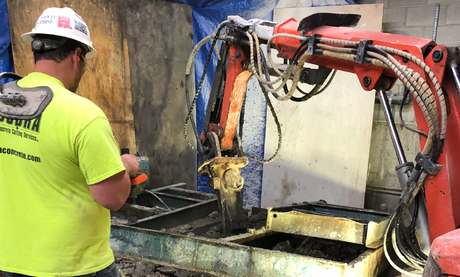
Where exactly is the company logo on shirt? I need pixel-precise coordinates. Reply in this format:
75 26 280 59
0 115 41 132
0 115 41 142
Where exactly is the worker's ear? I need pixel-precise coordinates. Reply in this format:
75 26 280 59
72 47 82 66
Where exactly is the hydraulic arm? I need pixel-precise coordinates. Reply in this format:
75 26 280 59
184 13 460 276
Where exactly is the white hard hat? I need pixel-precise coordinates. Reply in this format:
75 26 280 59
21 7 97 59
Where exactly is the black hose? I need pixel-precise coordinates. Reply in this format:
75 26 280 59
281 38 324 102
407 195 429 260
184 24 229 165
395 216 427 264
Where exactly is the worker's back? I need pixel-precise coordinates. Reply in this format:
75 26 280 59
0 72 124 276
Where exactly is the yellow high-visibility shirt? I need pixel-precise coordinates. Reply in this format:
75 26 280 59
0 72 125 276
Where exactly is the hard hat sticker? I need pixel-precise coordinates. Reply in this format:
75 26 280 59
36 15 55 26
21 7 97 59
58 16 71 29
74 20 88 35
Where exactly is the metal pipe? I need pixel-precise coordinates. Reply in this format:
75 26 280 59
377 89 407 164
450 62 460 98
432 3 440 41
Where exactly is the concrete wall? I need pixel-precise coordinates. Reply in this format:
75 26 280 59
356 0 460 211
125 0 197 190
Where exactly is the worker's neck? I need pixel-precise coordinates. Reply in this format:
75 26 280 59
33 60 73 90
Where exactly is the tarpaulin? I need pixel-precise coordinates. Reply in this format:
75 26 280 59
175 0 280 207
0 0 14 84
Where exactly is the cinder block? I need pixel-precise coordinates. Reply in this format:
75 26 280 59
406 5 438 27
367 120 421 191
383 7 406 23
383 25 425 38
435 25 460 46
428 0 460 4
389 0 428 7
276 0 301 8
446 4 460 25
424 27 436 40
437 4 447 26
383 22 406 33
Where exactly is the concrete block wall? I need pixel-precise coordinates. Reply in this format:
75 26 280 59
356 0 460 211
357 0 460 45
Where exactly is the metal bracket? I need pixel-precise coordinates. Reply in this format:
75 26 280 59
307 34 321 55
227 15 254 32
415 152 442 175
198 156 248 236
300 66 333 85
0 93 27 107
0 80 53 120
355 39 373 64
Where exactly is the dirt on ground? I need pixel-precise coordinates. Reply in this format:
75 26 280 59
271 236 367 263
164 210 267 239
115 254 217 277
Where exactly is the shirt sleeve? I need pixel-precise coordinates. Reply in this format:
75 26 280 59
75 116 126 185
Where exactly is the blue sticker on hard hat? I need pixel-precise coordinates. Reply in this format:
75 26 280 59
74 20 88 35
58 16 71 29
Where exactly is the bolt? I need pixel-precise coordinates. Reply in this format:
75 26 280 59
432 49 443 63
363 76 372 87
300 70 309 82
241 60 249 70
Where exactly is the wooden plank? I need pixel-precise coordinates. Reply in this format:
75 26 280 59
6 0 136 152
261 4 383 208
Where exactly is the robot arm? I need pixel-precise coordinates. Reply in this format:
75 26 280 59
184 13 460 275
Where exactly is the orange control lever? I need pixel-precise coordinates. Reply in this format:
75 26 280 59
130 173 148 186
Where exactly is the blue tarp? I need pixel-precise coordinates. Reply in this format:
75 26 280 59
0 0 14 83
172 0 280 208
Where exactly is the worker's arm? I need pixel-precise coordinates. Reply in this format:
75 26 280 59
75 115 140 211
89 154 139 211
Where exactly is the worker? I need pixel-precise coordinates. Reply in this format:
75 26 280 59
0 7 138 277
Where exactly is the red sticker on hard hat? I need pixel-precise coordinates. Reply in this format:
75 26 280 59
58 16 71 29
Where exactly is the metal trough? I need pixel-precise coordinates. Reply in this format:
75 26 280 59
266 202 390 249
111 183 218 230
111 225 388 277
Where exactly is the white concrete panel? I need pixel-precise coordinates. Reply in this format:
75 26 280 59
261 4 383 208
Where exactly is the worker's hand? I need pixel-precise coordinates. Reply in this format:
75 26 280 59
121 154 140 177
